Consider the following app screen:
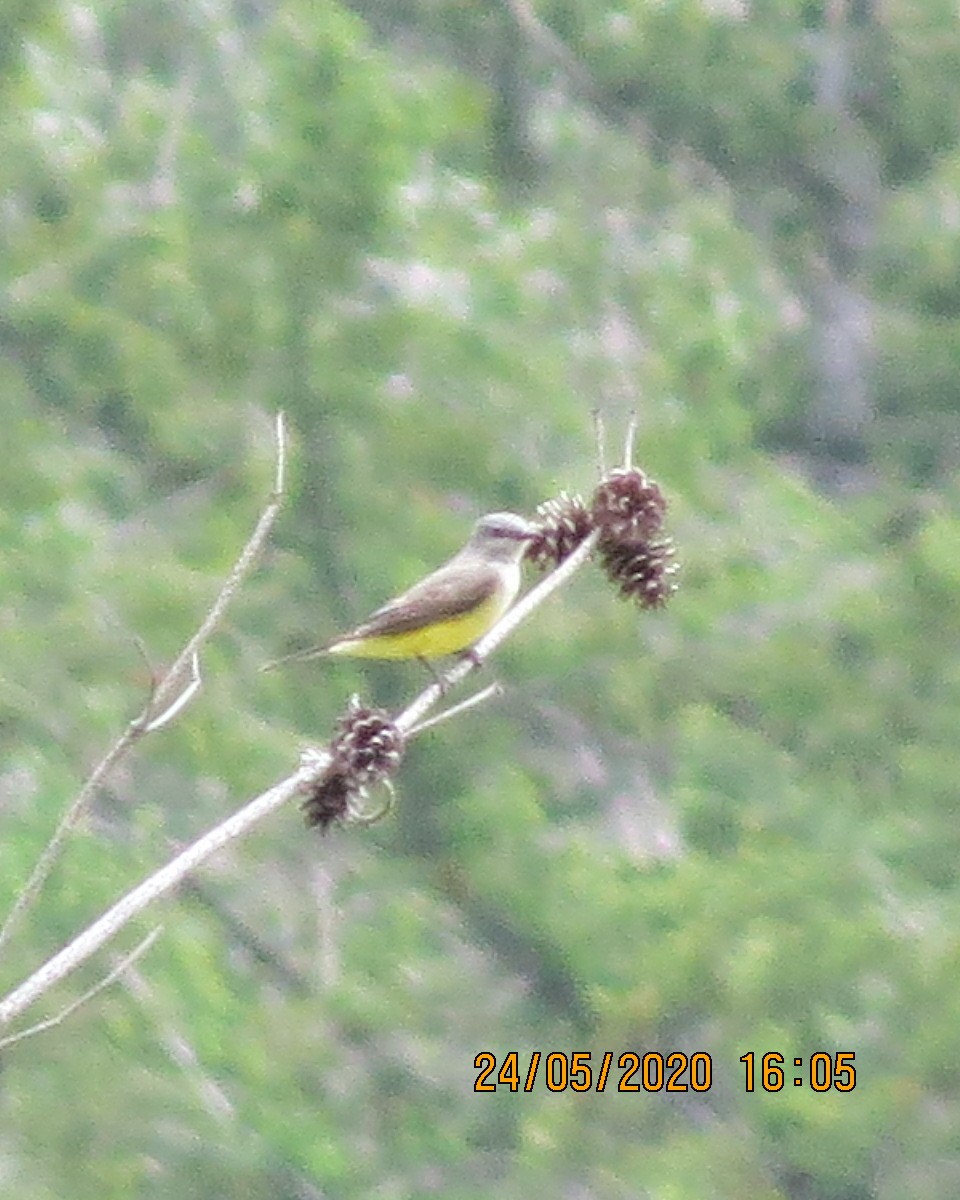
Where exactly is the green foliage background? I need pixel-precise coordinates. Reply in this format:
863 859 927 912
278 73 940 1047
1 1 958 1196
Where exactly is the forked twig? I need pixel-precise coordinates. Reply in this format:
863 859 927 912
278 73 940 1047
0 414 287 954
0 926 162 1050
137 410 287 731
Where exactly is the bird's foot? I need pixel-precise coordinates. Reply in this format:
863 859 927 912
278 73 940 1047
418 656 449 694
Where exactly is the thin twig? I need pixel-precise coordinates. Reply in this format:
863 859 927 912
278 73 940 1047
0 927 162 1050
0 728 141 958
143 651 201 733
408 682 504 737
120 963 235 1123
473 529 600 662
624 411 638 472
0 414 287 955
136 410 287 730
593 408 606 478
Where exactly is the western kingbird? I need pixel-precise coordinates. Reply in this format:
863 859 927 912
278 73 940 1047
264 511 535 668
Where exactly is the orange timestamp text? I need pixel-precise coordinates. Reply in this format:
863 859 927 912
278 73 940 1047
473 1050 713 1094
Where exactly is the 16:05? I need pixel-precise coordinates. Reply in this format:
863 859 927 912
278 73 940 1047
740 1051 856 1092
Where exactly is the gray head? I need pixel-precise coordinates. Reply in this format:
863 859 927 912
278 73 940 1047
465 511 536 563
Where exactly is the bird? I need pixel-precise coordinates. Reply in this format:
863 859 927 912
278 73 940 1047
262 511 536 670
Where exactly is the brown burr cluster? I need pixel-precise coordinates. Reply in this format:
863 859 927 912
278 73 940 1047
592 467 678 610
525 465 679 610
300 697 405 829
591 467 666 543
596 533 678 609
524 491 594 571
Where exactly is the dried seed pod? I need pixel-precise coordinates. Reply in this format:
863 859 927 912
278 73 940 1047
301 697 405 829
598 535 679 610
525 492 594 571
591 468 666 543
300 771 352 831
330 698 404 783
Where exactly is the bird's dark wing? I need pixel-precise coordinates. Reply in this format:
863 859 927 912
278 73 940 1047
342 562 500 640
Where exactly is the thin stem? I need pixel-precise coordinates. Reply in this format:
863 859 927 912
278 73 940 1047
408 682 504 737
0 927 162 1050
624 411 638 472
593 408 606 478
134 410 287 731
0 414 287 955
0 728 142 955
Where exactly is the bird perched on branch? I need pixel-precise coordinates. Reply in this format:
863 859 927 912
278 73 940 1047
263 511 536 670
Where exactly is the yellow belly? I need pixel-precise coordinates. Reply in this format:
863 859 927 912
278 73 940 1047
329 591 506 660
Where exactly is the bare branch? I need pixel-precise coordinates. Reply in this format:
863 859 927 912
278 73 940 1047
0 414 287 954
0 727 143 957
0 926 162 1050
0 758 325 1031
474 528 600 662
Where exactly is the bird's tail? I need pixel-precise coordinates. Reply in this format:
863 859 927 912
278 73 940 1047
259 644 330 672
